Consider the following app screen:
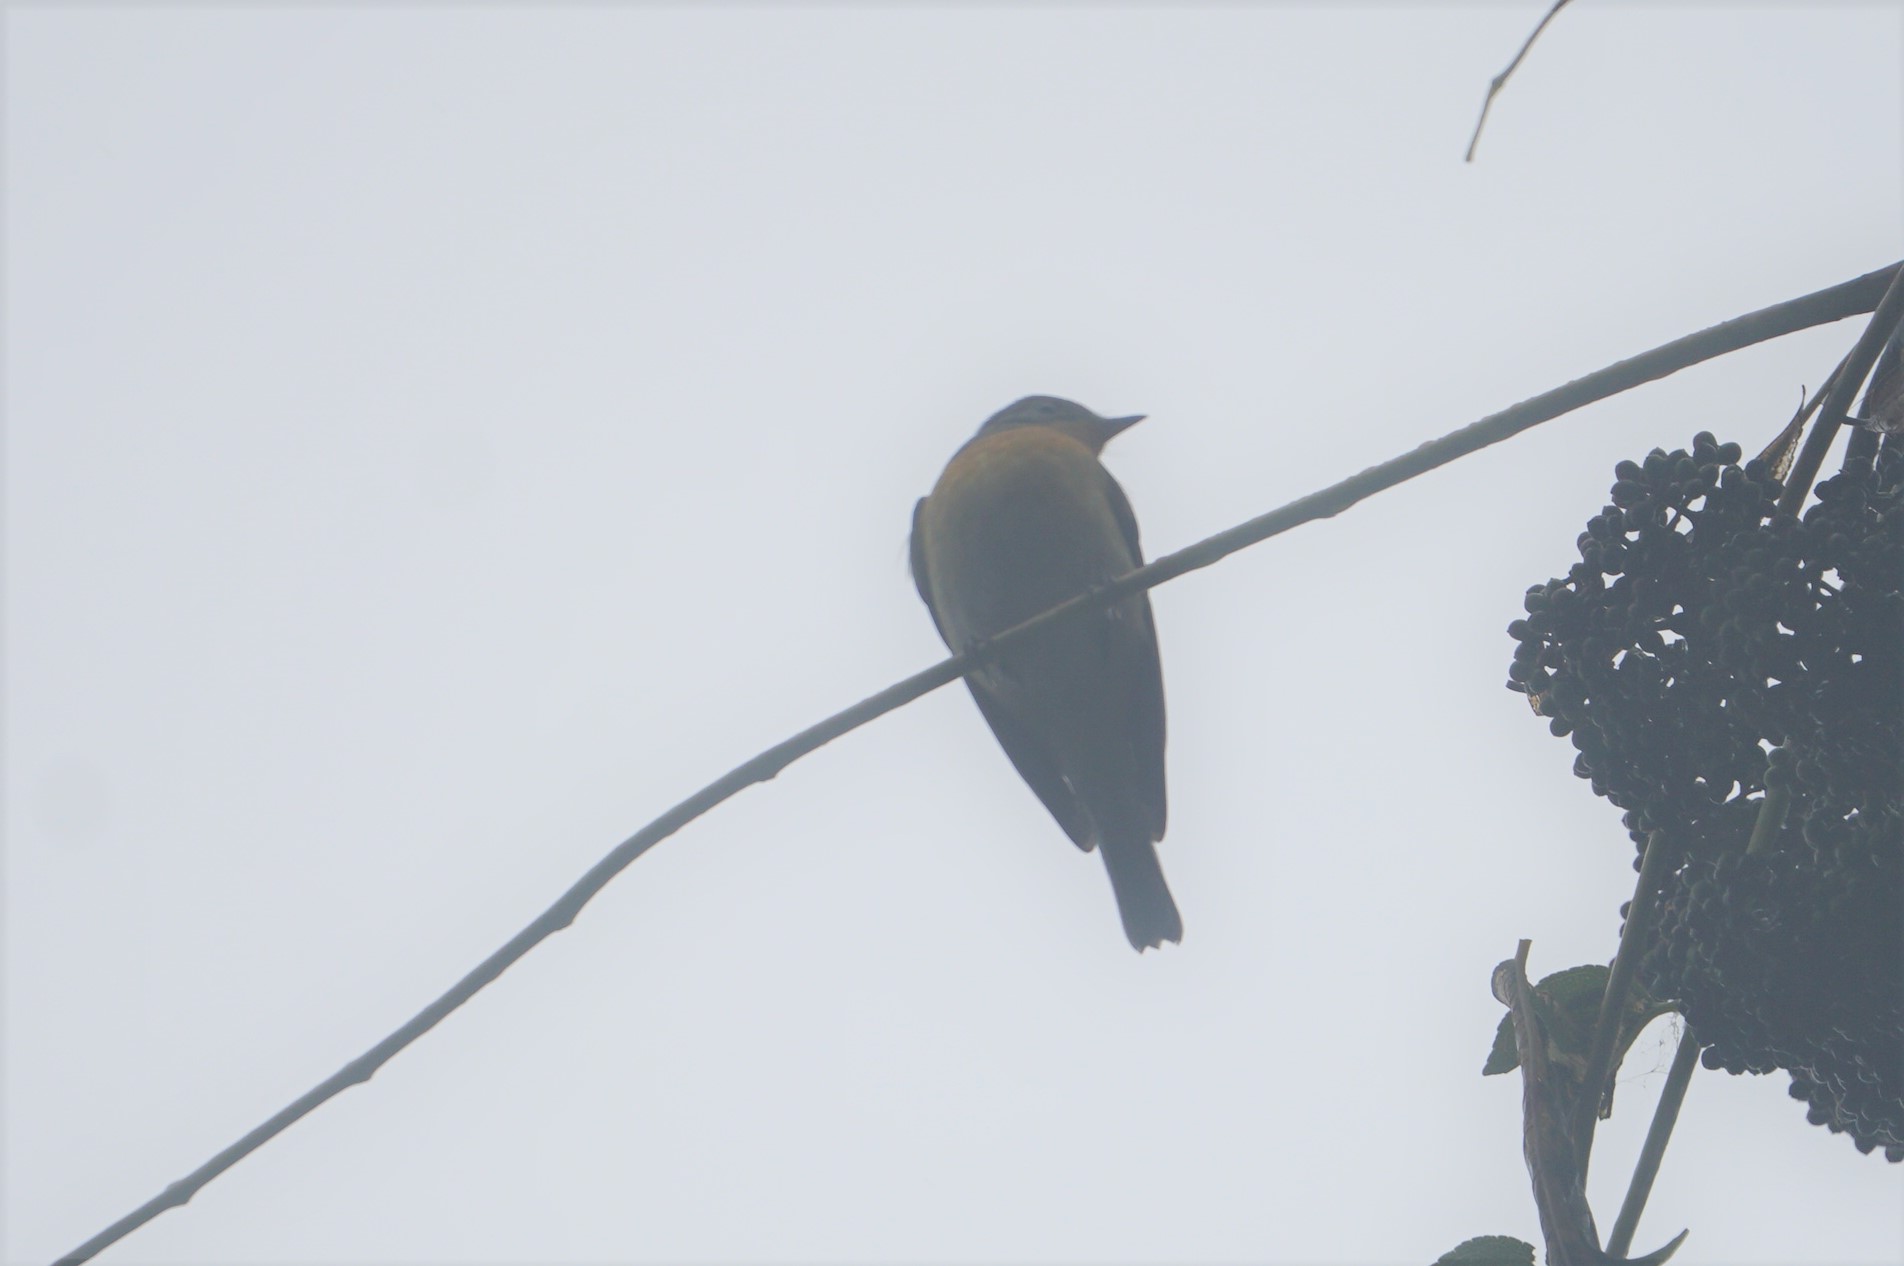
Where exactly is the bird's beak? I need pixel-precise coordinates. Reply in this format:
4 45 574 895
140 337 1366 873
1099 413 1147 441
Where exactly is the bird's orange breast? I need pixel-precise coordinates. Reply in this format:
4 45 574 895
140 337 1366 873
920 427 1136 646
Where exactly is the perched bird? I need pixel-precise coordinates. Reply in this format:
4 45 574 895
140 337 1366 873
911 396 1179 950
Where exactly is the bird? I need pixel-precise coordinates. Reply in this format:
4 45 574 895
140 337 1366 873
910 395 1179 951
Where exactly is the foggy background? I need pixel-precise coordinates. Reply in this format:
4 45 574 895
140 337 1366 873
7 5 1900 1263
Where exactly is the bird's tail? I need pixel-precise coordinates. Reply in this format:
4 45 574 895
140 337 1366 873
1098 826 1182 951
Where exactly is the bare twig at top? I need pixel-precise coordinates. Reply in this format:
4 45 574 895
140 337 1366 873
1466 0 1576 163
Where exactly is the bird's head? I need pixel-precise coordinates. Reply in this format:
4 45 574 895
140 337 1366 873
977 395 1146 455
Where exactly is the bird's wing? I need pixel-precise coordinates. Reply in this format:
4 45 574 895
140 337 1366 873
1101 470 1169 841
966 678 1098 850
913 497 1096 850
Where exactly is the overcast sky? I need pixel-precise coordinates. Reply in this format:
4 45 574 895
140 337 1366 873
6 5 1901 1264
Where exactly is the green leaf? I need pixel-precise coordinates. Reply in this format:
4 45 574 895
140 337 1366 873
1483 1010 1520 1075
1431 1234 1536 1266
1482 962 1673 1085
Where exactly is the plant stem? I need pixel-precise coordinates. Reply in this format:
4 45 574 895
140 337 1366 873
1605 1028 1701 1258
1575 830 1674 1171
1745 785 1790 856
1779 263 1904 514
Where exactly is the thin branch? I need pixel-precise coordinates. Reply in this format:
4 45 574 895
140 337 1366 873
1605 1026 1701 1259
1466 0 1575 163
1777 260 1904 514
52 258 1901 1266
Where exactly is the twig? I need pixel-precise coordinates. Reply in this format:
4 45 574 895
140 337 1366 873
1605 1027 1701 1259
52 258 1902 1266
1466 0 1575 163
1777 261 1904 514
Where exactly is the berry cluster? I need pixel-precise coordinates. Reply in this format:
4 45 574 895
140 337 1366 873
1507 432 1902 1161
1651 849 1901 1159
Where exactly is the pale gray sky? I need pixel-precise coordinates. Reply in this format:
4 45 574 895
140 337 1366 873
6 5 1901 1264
